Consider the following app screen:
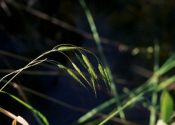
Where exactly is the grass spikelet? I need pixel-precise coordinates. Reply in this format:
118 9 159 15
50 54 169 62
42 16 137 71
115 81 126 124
67 69 86 88
90 77 96 96
81 54 97 80
57 46 78 52
57 64 86 87
103 67 111 86
71 62 91 87
57 64 66 69
75 53 88 69
98 64 107 83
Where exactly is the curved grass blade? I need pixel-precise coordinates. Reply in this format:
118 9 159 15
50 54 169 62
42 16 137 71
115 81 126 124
149 41 160 125
78 98 115 124
0 91 49 125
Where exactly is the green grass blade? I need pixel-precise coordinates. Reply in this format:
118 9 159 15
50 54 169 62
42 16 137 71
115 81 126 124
0 91 49 125
78 98 115 124
99 92 144 125
79 0 100 44
79 0 125 118
160 90 174 123
157 75 175 90
149 41 160 125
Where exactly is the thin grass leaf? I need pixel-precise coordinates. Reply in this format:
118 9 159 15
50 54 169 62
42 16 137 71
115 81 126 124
78 98 115 124
99 92 144 125
79 2 122 118
149 41 160 125
160 90 174 123
156 58 175 77
0 91 49 125
161 53 175 68
157 75 175 91
79 0 100 44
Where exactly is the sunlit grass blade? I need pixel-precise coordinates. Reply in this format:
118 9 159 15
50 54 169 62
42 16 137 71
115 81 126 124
157 75 175 91
99 92 145 125
77 97 115 124
0 91 49 125
79 0 121 112
99 74 175 125
156 54 175 77
160 90 174 123
149 41 159 125
76 43 175 125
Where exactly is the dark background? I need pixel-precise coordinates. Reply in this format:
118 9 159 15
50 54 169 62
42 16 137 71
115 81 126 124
0 0 175 125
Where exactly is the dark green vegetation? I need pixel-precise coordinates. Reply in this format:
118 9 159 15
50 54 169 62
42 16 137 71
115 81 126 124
0 0 175 125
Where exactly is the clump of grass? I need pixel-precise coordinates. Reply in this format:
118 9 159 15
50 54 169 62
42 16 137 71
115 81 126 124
77 1 174 124
79 0 125 119
0 44 108 124
98 51 175 125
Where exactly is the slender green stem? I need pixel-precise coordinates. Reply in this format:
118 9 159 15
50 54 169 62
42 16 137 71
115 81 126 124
79 0 125 119
149 41 159 125
0 49 58 91
99 90 147 125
